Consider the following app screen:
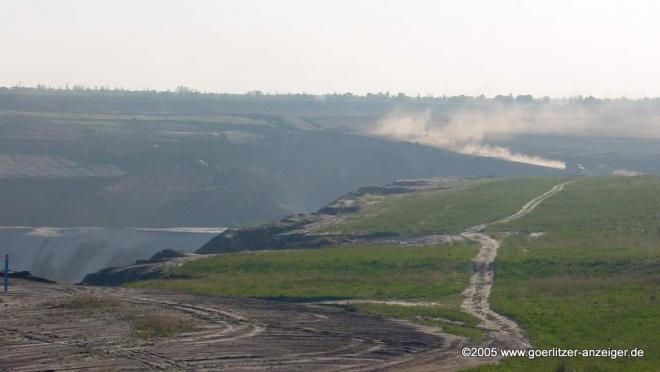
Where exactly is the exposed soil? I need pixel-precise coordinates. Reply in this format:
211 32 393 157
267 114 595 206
1 279 454 371
460 182 570 349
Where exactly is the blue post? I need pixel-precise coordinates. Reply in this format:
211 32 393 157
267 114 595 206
3 254 8 292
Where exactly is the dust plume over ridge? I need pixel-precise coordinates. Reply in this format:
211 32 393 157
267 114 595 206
370 102 660 170
372 109 566 169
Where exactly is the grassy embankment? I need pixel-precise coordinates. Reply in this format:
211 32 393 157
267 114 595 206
130 177 566 342
131 242 486 340
473 177 660 371
323 177 566 235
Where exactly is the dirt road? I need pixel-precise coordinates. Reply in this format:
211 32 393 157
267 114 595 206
304 182 571 370
460 181 570 349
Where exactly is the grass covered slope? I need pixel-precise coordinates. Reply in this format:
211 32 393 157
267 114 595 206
481 177 660 371
131 242 477 301
130 242 486 340
325 177 567 235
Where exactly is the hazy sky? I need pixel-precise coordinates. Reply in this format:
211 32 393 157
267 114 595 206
2 0 660 97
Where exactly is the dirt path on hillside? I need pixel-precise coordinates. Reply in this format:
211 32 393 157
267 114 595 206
304 182 571 371
389 182 570 371
460 181 570 349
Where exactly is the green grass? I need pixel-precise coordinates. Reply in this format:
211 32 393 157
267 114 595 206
130 242 478 301
477 177 660 371
325 177 568 236
130 242 484 342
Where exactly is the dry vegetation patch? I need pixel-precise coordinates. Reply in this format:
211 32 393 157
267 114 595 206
48 293 197 340
132 313 197 339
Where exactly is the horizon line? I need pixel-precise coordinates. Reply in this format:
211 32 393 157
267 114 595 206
2 85 659 102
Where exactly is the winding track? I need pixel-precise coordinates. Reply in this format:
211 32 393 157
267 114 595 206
460 181 571 349
378 181 571 371
0 182 570 371
305 181 571 371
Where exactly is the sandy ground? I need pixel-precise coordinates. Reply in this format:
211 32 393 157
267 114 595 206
0 279 457 371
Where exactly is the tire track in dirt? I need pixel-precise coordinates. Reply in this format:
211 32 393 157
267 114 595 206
300 182 571 371
460 181 570 349
126 297 266 344
1 280 447 371
0 285 193 370
387 182 571 371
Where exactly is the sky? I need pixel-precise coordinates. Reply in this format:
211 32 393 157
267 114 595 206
2 0 660 97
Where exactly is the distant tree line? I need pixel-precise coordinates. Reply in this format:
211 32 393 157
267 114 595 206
2 85 659 106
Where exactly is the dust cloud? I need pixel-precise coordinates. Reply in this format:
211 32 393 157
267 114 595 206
372 109 566 169
370 102 660 170
612 169 643 176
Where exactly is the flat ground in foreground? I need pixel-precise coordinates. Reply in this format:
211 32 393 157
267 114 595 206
1 278 490 371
